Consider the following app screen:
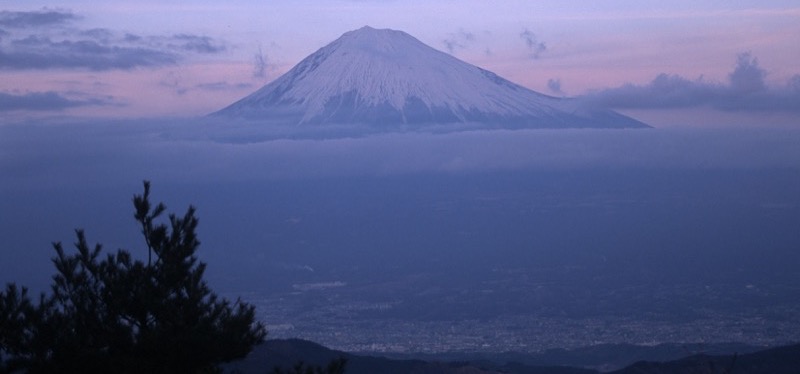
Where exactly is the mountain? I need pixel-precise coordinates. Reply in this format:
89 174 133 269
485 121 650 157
224 339 597 374
225 339 800 374
213 26 648 129
610 343 800 374
226 339 800 374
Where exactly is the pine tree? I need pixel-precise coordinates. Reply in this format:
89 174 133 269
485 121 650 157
0 181 267 373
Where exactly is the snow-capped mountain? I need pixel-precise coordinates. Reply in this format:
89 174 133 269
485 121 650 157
214 26 648 129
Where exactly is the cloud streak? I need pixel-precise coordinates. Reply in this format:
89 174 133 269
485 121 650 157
169 34 226 54
252 46 279 79
547 78 563 95
0 91 114 112
442 29 476 54
195 82 253 92
158 69 253 95
1 36 178 70
584 53 800 113
519 28 546 59
0 10 227 71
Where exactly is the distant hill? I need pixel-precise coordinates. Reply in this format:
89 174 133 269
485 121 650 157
610 343 800 374
213 26 649 130
225 339 800 374
385 342 762 372
225 339 594 374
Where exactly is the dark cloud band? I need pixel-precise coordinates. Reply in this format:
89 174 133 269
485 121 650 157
1 38 177 70
0 9 77 28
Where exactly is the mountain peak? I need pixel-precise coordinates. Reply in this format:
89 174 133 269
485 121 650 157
214 27 648 129
344 25 406 38
349 25 384 33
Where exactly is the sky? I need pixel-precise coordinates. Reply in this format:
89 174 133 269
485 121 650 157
0 1 799 127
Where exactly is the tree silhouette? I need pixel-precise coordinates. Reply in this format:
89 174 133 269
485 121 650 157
0 181 267 373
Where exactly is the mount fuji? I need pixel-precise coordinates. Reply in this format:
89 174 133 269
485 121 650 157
214 26 648 129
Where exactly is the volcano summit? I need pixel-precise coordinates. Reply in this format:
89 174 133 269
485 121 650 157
214 26 648 129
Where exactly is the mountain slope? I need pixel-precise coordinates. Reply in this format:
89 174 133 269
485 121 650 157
610 343 800 374
225 340 800 374
224 339 597 374
214 26 648 129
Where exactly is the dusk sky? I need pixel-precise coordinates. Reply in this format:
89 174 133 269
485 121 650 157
1 1 799 127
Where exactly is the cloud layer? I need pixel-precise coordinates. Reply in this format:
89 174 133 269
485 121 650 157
584 53 800 113
4 121 800 192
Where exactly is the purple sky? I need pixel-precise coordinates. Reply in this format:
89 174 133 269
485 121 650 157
1 1 799 127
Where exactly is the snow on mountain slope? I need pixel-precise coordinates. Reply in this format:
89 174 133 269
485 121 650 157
214 26 648 129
